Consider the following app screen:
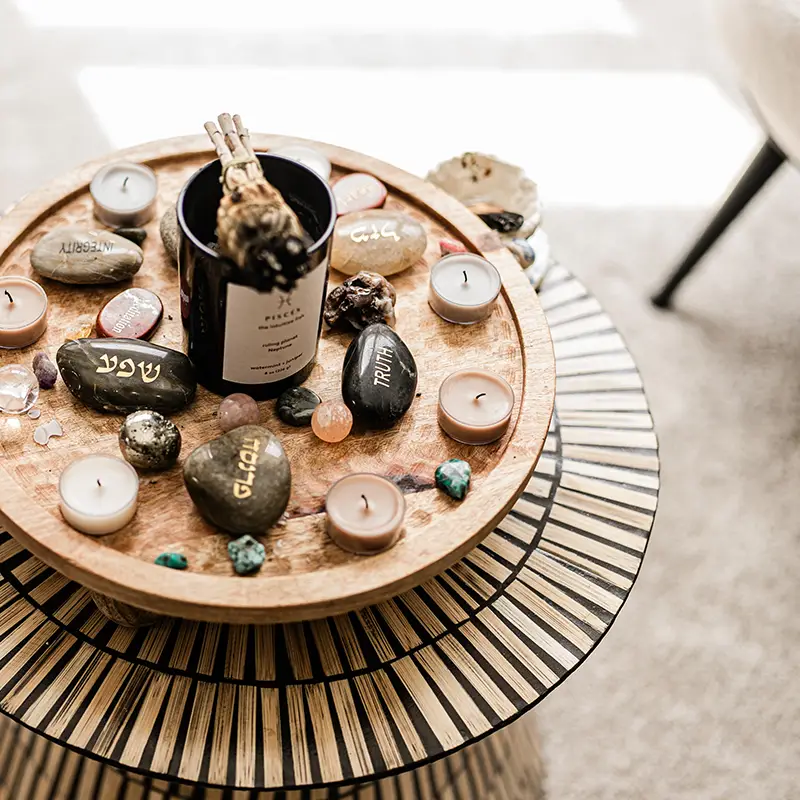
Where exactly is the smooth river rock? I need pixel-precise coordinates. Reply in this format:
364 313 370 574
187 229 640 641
119 410 182 470
57 338 196 414
96 287 163 340
31 227 143 284
333 173 387 216
331 210 427 277
159 205 179 263
276 386 321 427
342 323 417 429
183 425 291 535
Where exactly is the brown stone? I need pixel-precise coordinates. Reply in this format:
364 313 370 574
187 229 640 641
333 173 387 216
96 287 163 340
331 210 427 277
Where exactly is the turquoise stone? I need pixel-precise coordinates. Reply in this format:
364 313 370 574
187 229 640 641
435 459 472 500
154 552 188 570
228 534 266 575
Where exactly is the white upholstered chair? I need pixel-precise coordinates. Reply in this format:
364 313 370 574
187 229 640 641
653 0 800 306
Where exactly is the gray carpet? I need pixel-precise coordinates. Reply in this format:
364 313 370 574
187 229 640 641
1 0 798 796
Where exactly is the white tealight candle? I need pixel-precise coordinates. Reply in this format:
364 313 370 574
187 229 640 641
428 254 502 324
0 276 48 349
59 455 140 536
326 474 406 555
90 162 158 228
271 144 332 182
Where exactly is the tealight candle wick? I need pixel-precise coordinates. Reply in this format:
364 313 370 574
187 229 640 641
463 270 468 283
122 176 129 190
3 290 12 304
475 392 487 400
361 494 369 510
97 479 102 488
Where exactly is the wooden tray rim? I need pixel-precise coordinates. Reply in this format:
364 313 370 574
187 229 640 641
0 134 555 623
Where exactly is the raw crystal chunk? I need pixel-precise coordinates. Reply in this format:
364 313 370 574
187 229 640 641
324 272 397 332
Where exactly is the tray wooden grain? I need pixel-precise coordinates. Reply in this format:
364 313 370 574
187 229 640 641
0 135 555 623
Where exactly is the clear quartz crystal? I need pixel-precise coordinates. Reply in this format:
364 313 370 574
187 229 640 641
0 365 39 414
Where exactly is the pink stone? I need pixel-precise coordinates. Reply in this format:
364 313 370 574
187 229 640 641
439 238 468 256
333 173 388 216
218 393 260 433
311 400 353 443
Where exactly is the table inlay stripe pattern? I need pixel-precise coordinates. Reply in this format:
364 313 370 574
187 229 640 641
0 268 657 792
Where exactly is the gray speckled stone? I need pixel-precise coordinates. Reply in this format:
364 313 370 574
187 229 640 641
119 410 182 470
183 425 290 535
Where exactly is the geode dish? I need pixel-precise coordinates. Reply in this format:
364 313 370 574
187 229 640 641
425 153 541 240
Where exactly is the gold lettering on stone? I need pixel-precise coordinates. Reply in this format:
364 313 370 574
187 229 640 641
349 223 401 245
233 438 261 500
96 353 160 383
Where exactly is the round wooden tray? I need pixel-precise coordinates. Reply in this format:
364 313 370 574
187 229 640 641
0 135 555 623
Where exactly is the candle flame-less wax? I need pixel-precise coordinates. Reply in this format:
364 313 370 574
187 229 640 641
59 455 139 536
437 369 515 445
325 473 406 555
0 276 48 349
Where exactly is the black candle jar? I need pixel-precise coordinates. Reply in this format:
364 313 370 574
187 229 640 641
177 154 336 399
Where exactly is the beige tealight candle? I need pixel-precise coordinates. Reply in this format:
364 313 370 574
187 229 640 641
428 254 501 324
326 474 406 555
0 276 48 349
438 369 515 445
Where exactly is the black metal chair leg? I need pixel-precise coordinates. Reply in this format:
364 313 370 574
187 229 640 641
651 138 786 308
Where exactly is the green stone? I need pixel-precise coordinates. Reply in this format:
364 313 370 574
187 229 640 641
154 552 188 570
228 534 266 575
435 459 471 500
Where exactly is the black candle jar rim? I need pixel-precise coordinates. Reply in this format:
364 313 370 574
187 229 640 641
177 152 336 263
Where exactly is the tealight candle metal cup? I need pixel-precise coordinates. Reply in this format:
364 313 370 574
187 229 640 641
0 276 48 349
326 473 406 555
178 153 336 399
438 368 515 445
59 455 140 536
90 161 158 228
428 253 502 325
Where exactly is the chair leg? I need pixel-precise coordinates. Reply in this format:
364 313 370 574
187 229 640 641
651 138 786 308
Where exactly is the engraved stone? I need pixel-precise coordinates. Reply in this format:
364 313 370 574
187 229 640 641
228 534 266 575
311 400 353 443
276 386 320 427
57 338 196 414
218 393 260 433
96 288 163 340
31 227 143 284
119 410 182 471
331 210 427 277
183 425 291 535
324 271 396 332
0 365 39 414
333 173 387 216
341 323 417 429
159 204 179 263
32 351 58 389
435 458 472 500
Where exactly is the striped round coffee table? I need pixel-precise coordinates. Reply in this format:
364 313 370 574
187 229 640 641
0 265 658 799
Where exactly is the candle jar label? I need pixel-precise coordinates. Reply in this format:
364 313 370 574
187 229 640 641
222 262 327 385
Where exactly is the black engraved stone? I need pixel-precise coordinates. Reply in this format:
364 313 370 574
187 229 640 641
341 323 417 429
56 338 196 414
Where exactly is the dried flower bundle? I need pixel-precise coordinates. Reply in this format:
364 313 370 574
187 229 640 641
203 113 311 291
